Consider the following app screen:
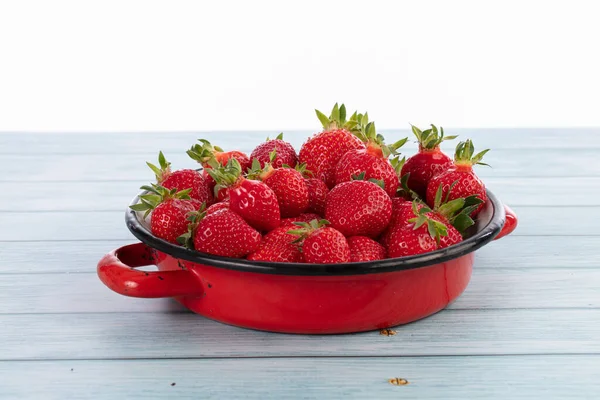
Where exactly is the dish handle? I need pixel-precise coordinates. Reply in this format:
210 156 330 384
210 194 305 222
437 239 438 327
494 205 518 240
97 242 203 298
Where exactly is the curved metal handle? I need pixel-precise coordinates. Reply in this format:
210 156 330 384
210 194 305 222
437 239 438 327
495 205 518 240
97 243 203 298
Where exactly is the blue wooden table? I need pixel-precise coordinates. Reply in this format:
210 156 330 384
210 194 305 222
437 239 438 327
1 130 599 399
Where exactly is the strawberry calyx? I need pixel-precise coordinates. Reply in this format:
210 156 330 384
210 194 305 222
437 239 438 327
206 158 243 197
266 132 285 141
176 203 208 249
129 184 193 218
315 103 359 132
287 219 330 245
430 181 484 232
246 150 277 181
353 114 408 159
454 139 490 168
407 201 449 245
187 139 225 165
293 162 314 178
146 151 172 183
411 124 458 151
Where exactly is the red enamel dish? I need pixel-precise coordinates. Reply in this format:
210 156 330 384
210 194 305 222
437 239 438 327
98 189 518 334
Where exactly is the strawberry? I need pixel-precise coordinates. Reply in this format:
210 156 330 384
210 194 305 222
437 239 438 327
247 225 303 263
280 212 322 227
298 103 365 188
206 201 229 215
130 185 202 244
247 159 309 218
334 115 407 197
295 163 329 216
325 176 392 238
288 219 350 264
401 124 457 198
180 208 261 258
426 139 489 217
146 151 212 204
347 236 386 262
208 158 281 232
187 139 252 171
379 198 424 248
250 132 298 169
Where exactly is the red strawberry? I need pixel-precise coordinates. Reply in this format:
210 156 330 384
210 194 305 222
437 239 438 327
386 202 460 258
295 163 329 216
379 198 424 248
184 208 261 258
426 139 489 217
208 159 281 231
247 225 303 263
347 236 386 262
401 124 457 198
187 139 252 171
280 212 322 227
130 185 203 244
298 103 365 188
288 219 350 264
147 151 213 204
325 177 392 238
248 160 309 218
206 201 229 215
335 116 407 197
250 132 298 169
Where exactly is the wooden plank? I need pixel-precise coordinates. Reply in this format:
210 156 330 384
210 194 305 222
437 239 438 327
1 355 598 399
7 148 600 182
1 309 598 360
0 268 597 314
2 177 597 212
1 128 598 155
1 236 597 274
0 206 591 241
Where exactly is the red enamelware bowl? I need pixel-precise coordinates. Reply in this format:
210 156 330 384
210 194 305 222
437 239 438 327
97 189 517 334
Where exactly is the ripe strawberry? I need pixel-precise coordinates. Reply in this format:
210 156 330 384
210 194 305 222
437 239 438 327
247 225 303 263
334 116 407 197
386 202 461 258
187 139 252 171
426 139 489 217
206 201 229 215
298 103 365 188
288 219 350 264
347 236 386 262
401 124 457 198
295 163 329 216
379 198 424 248
130 185 203 244
325 177 392 238
280 212 322 227
181 208 261 258
247 159 309 218
146 151 212 204
250 133 298 169
208 158 281 232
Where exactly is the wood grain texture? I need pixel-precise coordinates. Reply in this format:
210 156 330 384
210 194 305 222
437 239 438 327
1 309 598 360
7 148 600 183
1 177 597 212
2 236 597 274
0 268 597 314
1 128 598 155
0 206 590 241
1 355 598 400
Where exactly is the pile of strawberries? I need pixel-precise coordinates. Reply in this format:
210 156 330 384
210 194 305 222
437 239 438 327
131 104 490 264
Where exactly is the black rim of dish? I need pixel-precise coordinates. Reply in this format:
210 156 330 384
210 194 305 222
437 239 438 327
125 189 506 276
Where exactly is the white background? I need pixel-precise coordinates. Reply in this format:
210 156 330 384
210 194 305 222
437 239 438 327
0 0 598 131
